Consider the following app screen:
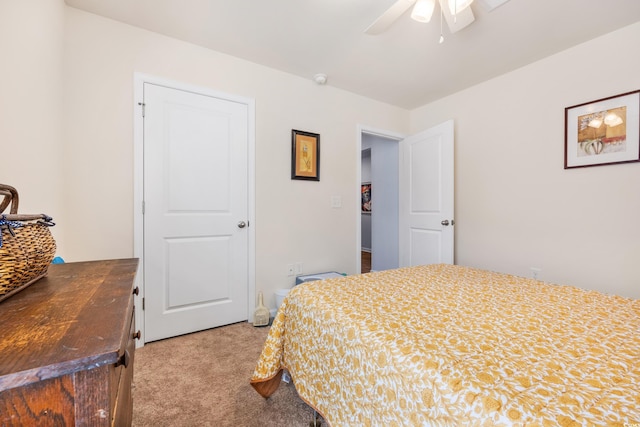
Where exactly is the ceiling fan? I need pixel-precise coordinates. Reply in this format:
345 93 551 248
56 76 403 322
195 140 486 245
365 0 511 37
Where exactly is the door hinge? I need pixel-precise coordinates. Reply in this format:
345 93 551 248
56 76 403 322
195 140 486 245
142 200 145 214
142 297 145 310
138 102 145 117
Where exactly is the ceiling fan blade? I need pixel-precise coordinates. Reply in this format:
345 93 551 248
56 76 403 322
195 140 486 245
439 0 474 33
364 0 417 35
476 0 511 12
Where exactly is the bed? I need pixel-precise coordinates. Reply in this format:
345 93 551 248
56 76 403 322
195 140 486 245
250 264 640 426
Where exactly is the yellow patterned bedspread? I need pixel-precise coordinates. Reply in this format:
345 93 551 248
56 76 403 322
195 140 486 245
250 264 640 426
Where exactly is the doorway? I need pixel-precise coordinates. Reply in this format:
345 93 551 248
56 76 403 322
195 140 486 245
357 121 455 274
359 129 403 273
361 148 371 272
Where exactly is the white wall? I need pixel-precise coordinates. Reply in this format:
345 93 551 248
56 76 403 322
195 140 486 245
0 0 65 253
62 7 408 309
411 22 640 299
3 2 637 310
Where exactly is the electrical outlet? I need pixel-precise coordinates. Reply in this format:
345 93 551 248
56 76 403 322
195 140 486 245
286 264 295 276
294 263 303 275
530 267 541 280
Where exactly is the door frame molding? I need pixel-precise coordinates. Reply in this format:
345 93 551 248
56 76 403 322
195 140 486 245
356 125 405 274
133 73 256 345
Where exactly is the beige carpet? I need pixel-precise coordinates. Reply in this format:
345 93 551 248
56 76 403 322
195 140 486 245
132 321 320 426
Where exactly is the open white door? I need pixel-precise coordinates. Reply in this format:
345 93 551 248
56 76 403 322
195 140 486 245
399 120 454 266
142 82 250 342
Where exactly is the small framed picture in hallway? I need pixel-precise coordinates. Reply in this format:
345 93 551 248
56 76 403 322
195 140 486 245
361 182 371 213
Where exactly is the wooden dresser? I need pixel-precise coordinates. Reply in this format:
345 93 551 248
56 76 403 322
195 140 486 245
0 258 140 426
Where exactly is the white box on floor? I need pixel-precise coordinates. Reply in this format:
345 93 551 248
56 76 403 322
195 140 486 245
295 271 344 286
274 288 290 310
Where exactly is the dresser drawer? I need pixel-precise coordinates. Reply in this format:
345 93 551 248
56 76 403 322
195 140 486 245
111 307 136 426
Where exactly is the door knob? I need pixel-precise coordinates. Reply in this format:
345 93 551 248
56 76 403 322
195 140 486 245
441 220 449 226
237 221 246 228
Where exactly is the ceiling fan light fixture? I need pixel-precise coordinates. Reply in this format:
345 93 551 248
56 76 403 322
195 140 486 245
448 0 474 15
411 0 436 23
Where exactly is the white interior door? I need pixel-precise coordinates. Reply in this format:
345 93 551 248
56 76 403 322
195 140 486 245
399 120 454 266
143 82 249 342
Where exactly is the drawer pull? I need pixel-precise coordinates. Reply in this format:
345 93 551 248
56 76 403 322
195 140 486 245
117 350 130 368
133 286 139 296
133 330 141 340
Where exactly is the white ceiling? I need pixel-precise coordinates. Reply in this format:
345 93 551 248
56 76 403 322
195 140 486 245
64 0 640 109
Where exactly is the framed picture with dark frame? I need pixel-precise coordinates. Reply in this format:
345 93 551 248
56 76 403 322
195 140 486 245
361 182 371 213
564 90 640 169
291 129 320 181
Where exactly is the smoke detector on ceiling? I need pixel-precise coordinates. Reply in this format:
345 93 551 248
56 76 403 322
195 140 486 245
313 73 328 85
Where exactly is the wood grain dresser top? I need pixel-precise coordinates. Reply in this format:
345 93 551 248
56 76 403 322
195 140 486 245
0 258 139 391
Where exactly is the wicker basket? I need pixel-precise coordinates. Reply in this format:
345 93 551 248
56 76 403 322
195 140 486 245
0 184 56 302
